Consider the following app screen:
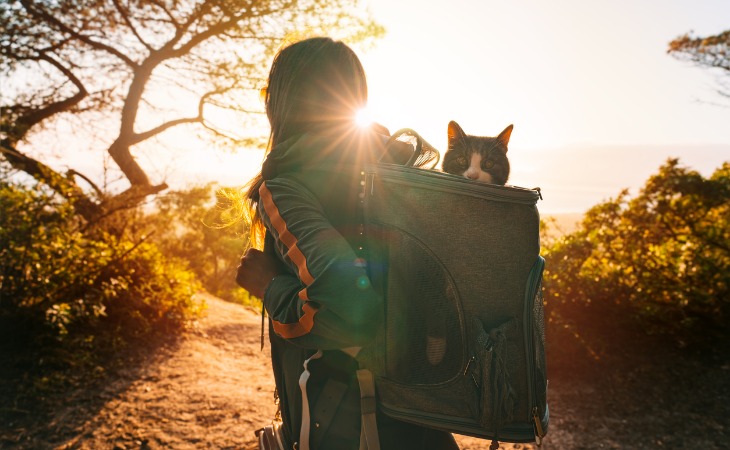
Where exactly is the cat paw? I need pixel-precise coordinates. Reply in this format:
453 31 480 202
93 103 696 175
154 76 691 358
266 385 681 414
426 336 447 365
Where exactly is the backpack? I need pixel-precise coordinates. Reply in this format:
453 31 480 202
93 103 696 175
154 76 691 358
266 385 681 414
354 158 548 447
290 130 548 450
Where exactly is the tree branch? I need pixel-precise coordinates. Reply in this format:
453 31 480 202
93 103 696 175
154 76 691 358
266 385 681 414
132 116 202 143
67 169 104 199
165 6 260 60
111 0 154 52
148 0 182 26
17 52 88 132
98 182 169 220
0 140 100 221
20 0 139 68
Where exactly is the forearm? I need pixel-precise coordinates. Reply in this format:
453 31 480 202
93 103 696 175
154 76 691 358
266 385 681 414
263 245 381 349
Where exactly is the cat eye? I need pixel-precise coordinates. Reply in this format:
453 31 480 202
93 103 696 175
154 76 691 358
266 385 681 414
481 160 495 170
456 156 468 167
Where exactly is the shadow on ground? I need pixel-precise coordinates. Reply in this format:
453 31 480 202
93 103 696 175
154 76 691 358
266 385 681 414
0 328 181 449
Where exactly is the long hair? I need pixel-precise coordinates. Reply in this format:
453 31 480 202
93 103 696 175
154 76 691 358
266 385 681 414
244 37 369 248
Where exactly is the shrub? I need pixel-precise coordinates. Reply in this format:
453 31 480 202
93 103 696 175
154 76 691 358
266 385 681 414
143 184 260 310
0 175 204 347
542 159 730 337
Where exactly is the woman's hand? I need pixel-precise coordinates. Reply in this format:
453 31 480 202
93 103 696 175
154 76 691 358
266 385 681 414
235 248 282 299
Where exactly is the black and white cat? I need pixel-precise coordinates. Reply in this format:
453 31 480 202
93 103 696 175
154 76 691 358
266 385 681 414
442 121 512 185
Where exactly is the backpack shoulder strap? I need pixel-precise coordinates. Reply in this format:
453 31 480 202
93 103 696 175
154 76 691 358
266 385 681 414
356 369 380 450
309 378 350 449
298 350 324 450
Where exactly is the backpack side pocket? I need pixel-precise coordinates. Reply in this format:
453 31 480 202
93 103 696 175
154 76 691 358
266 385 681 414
468 317 518 432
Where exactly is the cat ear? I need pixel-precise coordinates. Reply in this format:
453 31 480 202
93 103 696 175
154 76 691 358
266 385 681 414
497 124 514 151
447 121 466 148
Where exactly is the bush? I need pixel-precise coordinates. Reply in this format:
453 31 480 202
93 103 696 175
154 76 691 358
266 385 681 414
143 184 260 310
0 176 204 347
542 159 730 338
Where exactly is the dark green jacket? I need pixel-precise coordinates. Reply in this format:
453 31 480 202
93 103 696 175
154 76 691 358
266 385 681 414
260 126 387 449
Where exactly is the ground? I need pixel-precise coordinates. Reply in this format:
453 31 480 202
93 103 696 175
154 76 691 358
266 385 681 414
1 294 728 449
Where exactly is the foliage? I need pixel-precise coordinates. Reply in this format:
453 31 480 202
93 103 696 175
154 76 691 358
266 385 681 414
142 183 259 309
668 29 730 102
543 159 730 336
0 169 204 347
668 30 730 72
0 0 383 220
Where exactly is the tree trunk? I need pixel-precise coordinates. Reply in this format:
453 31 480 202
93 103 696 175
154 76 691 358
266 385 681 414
108 139 152 188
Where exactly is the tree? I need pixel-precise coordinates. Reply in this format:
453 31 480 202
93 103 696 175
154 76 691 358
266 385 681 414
0 0 382 223
543 159 730 335
668 29 730 102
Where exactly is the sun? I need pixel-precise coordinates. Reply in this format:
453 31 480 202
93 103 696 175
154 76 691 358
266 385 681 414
354 106 375 128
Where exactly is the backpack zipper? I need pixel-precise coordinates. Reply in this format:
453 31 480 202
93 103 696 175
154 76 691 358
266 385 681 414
524 257 546 444
532 406 544 446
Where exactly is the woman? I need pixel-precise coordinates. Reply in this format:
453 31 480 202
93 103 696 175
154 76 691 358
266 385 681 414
236 37 459 450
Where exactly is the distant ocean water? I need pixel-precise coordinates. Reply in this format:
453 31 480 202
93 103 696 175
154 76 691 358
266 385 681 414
510 143 730 215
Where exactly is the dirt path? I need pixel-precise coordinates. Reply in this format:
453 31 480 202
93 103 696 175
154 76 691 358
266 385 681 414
7 298 730 450
47 295 277 449
1 246 726 449
12 295 728 449
4 295 549 449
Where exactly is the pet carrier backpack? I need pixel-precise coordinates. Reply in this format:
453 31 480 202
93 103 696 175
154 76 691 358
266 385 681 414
355 156 549 446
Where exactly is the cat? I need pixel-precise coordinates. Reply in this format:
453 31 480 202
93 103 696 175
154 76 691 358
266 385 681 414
441 120 512 185
425 121 514 367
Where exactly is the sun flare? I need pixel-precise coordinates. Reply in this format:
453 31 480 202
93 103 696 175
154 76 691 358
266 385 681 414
354 106 375 128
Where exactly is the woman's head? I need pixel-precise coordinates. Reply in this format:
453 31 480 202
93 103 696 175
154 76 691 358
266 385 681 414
264 37 368 145
237 37 368 249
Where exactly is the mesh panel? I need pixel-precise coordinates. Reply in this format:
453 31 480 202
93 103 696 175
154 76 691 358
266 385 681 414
382 228 463 385
532 281 548 415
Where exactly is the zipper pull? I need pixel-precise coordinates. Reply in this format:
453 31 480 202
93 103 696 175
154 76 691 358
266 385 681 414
532 406 545 446
463 356 480 387
463 356 475 376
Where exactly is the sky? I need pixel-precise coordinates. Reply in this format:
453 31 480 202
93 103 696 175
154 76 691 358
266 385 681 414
348 0 730 213
47 0 730 215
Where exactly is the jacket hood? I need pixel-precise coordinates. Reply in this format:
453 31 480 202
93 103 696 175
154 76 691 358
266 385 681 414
261 126 390 181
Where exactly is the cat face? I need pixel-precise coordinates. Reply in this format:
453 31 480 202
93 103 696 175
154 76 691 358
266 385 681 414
442 121 512 185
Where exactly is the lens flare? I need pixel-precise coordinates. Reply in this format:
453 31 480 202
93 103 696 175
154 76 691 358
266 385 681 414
354 106 374 128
